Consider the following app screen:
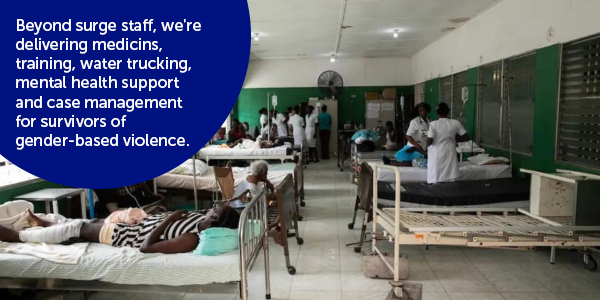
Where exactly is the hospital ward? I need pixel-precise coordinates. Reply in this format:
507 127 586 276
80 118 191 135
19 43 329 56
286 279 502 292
3 1 600 300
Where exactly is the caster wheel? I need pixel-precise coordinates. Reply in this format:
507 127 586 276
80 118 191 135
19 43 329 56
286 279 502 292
266 294 271 300
425 245 429 250
348 223 354 230
297 238 304 245
298 215 304 221
354 246 361 253
301 201 306 207
300 195 305 201
583 254 598 271
288 266 296 275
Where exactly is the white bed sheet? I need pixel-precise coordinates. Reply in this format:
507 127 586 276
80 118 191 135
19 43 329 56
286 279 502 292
374 161 512 183
156 165 293 191
199 145 291 157
0 243 240 286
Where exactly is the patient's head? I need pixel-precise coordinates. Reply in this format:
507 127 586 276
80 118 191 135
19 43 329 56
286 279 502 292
243 122 249 131
200 205 240 231
250 160 269 180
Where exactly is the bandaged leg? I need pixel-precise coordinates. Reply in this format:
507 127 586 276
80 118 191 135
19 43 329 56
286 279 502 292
18 220 84 244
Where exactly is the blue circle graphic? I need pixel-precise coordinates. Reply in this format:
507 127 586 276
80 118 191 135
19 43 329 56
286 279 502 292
0 1 250 188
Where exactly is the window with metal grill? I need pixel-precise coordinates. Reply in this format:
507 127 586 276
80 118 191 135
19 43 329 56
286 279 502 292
451 71 468 126
504 53 536 153
477 62 503 148
557 35 600 169
440 75 452 105
415 83 425 105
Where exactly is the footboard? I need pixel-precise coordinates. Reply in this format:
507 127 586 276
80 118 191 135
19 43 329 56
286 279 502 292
238 191 270 300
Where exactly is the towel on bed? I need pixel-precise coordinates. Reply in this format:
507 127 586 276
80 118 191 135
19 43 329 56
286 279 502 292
0 241 88 264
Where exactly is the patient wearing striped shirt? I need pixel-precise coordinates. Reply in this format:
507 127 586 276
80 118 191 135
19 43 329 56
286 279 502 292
0 206 240 254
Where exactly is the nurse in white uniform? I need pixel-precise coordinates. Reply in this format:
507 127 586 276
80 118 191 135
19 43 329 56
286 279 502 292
426 102 470 184
304 105 319 162
272 110 288 138
382 103 431 166
259 107 269 138
287 106 305 148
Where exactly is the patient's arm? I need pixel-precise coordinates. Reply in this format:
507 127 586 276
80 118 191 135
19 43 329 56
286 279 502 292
140 210 199 254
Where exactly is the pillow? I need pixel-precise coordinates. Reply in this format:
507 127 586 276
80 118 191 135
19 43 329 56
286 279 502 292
458 141 481 149
169 159 209 176
194 227 239 256
468 154 508 166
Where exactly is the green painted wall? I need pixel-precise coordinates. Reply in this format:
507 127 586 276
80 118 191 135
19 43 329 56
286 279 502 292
0 180 69 212
235 86 414 129
424 79 440 120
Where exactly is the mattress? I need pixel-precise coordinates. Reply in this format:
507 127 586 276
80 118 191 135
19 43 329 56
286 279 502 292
374 161 512 183
156 165 293 191
0 243 240 286
377 178 530 207
198 145 292 157
356 150 397 160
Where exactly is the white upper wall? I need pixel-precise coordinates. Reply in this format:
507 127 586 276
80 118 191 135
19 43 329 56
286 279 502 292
411 0 600 84
243 57 412 88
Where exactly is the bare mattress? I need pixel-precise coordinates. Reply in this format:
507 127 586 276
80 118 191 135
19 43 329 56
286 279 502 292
0 243 240 286
377 178 530 208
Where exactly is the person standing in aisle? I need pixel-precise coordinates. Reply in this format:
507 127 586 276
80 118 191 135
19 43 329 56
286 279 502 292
305 105 320 162
259 108 269 138
426 102 470 184
287 106 305 148
318 105 332 160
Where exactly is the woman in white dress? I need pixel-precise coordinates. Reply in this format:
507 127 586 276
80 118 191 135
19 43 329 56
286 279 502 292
287 106 305 148
304 105 320 162
259 107 269 138
426 102 470 184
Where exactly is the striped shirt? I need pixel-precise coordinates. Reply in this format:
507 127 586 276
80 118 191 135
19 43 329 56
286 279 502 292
111 210 207 248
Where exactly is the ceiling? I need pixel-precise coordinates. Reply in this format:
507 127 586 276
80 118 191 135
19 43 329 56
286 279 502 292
248 0 501 60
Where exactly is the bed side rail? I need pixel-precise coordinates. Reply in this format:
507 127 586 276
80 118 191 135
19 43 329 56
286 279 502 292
238 190 268 280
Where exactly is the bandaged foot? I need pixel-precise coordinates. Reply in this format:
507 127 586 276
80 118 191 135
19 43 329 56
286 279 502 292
26 209 53 228
19 220 84 244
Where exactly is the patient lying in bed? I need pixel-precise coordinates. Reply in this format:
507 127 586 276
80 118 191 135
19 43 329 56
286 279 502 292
219 137 285 149
0 206 240 254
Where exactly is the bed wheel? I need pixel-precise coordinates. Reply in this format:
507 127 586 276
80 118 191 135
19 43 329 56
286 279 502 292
583 254 597 271
348 223 354 230
300 201 306 207
288 266 297 275
354 246 362 253
297 237 304 245
266 293 272 300
298 215 304 221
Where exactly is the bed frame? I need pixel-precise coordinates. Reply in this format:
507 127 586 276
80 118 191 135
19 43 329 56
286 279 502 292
0 192 271 300
196 140 306 167
371 164 600 299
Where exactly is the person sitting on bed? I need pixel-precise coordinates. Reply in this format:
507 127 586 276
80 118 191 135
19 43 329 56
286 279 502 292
0 205 240 254
228 119 246 142
234 160 275 201
382 103 432 167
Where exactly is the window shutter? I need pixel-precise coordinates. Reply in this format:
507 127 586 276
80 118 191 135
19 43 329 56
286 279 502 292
557 35 600 169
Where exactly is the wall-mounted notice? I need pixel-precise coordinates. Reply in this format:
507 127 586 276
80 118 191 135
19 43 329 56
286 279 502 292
367 102 380 111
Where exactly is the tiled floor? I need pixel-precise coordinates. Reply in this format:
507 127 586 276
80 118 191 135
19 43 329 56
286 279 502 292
61 160 599 300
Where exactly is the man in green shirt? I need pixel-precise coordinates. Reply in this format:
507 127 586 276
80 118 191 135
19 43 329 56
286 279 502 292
318 105 332 160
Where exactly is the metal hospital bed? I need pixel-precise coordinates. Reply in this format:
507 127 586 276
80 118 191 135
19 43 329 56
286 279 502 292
0 192 272 300
370 164 600 299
